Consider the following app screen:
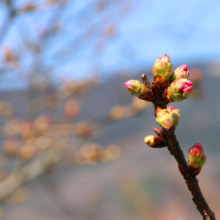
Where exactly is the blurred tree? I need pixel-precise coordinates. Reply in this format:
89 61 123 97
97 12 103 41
0 0 152 219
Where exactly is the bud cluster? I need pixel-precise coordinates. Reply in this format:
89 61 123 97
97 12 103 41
124 55 207 177
124 54 193 104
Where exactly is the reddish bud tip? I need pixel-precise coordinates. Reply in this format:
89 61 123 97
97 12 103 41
188 143 206 175
152 54 172 86
171 64 189 82
124 80 151 98
167 78 193 102
188 143 203 158
124 81 131 88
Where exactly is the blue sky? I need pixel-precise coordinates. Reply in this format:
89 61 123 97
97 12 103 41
0 0 220 89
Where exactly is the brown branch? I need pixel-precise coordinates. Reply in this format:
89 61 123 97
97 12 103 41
163 129 215 220
150 94 215 219
141 73 152 90
133 73 216 219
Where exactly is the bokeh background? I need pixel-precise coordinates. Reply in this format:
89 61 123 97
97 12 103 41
0 0 220 219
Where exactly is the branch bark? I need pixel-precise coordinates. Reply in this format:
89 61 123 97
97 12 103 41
139 74 216 219
163 129 216 220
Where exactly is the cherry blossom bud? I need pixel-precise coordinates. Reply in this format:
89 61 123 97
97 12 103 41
188 143 206 166
167 78 193 102
166 106 174 112
155 107 174 131
171 64 189 81
124 80 152 99
166 106 180 127
152 54 172 88
188 143 206 176
144 135 166 148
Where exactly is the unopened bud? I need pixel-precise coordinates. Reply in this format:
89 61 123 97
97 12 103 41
171 64 189 82
166 106 180 127
144 135 166 148
155 107 174 131
167 78 193 102
152 54 172 87
188 143 206 166
124 80 152 99
188 143 206 176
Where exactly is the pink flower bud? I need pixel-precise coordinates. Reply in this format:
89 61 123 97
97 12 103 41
188 143 206 176
155 107 175 131
152 54 172 86
124 80 152 99
171 64 189 82
188 143 204 159
167 78 193 102
166 106 174 112
166 106 180 127
144 135 166 148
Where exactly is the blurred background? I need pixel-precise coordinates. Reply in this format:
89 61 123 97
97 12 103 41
0 0 220 219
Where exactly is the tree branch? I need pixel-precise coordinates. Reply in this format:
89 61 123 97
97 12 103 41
149 75 216 219
163 129 215 220
126 71 216 219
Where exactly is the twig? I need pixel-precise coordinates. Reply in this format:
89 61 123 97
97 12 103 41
149 79 216 219
163 129 215 220
125 70 216 219
141 73 152 90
